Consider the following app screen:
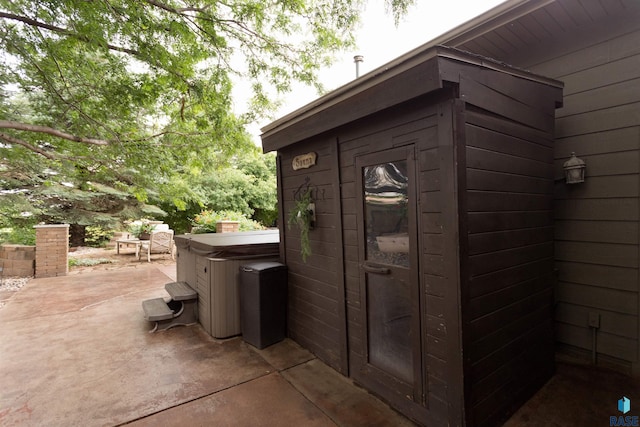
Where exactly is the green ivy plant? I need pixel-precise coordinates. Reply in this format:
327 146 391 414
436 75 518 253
288 189 314 263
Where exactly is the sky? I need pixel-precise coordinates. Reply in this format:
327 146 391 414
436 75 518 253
238 0 506 144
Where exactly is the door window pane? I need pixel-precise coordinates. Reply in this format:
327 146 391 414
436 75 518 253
364 161 409 268
367 273 413 383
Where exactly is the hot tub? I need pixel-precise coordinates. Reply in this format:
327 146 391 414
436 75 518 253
174 230 280 338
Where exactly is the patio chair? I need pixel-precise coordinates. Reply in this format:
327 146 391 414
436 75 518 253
138 230 174 262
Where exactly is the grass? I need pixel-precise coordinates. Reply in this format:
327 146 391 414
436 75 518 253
68 258 116 267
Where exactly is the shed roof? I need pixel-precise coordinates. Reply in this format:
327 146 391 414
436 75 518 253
261 0 639 152
261 45 562 152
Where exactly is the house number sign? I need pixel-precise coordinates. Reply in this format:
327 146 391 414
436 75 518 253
292 152 317 170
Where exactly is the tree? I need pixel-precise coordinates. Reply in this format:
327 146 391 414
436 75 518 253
160 147 278 234
0 0 415 242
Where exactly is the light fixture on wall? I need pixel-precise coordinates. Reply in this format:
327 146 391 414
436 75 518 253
563 152 586 184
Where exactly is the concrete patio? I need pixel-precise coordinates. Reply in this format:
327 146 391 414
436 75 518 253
1 263 639 426
0 264 415 426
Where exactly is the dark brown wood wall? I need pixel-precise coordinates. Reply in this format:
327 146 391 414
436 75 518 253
338 95 456 426
522 25 640 376
457 70 559 426
278 136 344 370
273 56 562 426
462 110 556 426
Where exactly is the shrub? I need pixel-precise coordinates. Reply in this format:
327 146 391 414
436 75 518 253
85 226 114 248
192 210 264 234
0 227 36 245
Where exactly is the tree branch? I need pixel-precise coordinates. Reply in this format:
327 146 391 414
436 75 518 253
0 132 58 160
129 130 210 142
0 121 109 146
142 0 210 15
0 11 139 56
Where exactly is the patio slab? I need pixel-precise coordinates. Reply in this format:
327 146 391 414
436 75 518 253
128 372 336 427
1 264 638 426
0 265 414 427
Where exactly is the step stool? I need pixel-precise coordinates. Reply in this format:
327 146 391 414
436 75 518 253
142 281 198 332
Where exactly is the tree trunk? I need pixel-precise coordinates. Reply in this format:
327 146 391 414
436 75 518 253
69 224 86 247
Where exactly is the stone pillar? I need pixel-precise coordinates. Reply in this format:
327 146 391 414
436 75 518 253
35 224 69 278
216 221 240 233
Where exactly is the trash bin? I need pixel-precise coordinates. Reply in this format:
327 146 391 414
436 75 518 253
239 262 287 349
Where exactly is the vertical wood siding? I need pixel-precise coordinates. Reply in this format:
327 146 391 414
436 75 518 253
524 26 640 374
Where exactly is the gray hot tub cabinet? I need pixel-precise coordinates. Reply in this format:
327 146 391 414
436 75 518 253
174 230 280 338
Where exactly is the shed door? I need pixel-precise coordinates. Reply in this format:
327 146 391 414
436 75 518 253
354 146 422 404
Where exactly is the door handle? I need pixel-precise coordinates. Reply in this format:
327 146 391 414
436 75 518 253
363 264 391 275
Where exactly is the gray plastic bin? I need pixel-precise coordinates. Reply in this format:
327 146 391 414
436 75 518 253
239 262 287 349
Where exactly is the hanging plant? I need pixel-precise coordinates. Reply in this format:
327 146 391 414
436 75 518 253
288 188 315 262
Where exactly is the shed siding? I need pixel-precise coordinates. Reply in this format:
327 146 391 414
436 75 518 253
338 97 452 424
462 106 556 426
523 26 640 374
279 136 343 370
265 48 562 425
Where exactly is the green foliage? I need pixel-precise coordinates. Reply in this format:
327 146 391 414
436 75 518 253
84 226 114 248
0 226 36 245
160 200 202 235
69 258 115 267
0 0 413 239
0 193 40 230
160 147 278 233
192 210 265 234
199 151 278 218
128 221 157 238
287 189 314 262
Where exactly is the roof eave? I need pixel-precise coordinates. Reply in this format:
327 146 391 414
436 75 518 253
260 0 557 151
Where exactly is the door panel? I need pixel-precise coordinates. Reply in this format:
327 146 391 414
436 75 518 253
354 145 422 403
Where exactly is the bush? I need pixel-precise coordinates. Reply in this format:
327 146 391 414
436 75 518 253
192 210 265 234
0 227 36 245
85 226 114 247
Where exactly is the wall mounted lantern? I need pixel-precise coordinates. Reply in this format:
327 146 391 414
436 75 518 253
563 152 586 184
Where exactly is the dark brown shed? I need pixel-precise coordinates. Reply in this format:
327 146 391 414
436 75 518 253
261 46 563 426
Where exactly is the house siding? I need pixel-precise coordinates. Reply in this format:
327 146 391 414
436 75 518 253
448 0 640 378
521 24 640 375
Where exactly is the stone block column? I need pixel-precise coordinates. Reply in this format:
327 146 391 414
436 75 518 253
216 221 240 233
35 224 69 278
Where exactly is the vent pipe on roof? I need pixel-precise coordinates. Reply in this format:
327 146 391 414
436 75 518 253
354 55 364 78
